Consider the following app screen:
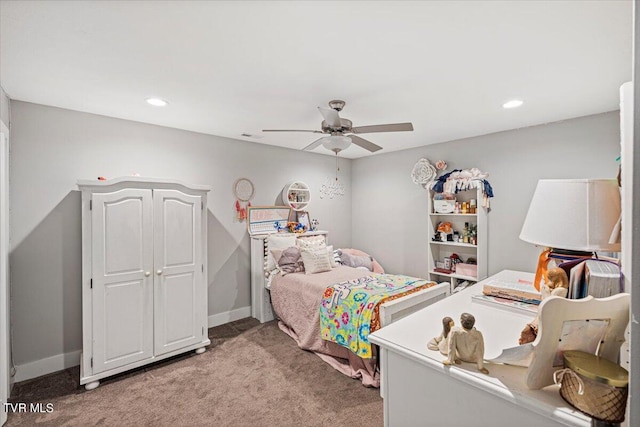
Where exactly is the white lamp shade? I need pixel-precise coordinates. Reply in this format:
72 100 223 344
519 179 621 252
321 135 351 152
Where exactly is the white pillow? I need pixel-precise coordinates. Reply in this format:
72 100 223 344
265 234 298 272
300 248 332 274
296 235 326 251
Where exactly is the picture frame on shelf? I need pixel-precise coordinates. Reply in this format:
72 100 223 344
297 211 310 230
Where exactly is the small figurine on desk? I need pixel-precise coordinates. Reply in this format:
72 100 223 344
541 267 569 299
519 267 569 345
443 313 489 374
427 316 454 355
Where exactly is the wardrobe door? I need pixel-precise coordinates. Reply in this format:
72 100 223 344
153 189 204 355
91 189 154 373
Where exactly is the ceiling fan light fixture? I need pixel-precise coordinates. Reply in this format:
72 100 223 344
321 135 351 153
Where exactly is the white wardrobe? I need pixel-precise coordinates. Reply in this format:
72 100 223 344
77 177 211 390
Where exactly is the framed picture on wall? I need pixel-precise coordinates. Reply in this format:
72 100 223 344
297 211 310 230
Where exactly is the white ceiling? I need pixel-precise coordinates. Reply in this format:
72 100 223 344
0 1 632 159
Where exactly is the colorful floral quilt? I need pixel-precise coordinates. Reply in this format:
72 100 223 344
319 274 433 358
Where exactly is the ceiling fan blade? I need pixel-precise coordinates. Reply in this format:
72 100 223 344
349 135 383 153
351 122 414 134
303 137 326 151
317 107 342 128
262 129 323 133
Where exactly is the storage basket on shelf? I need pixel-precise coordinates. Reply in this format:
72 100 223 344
554 350 629 423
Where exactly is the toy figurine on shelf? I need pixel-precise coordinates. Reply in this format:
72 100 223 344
427 316 454 355
435 221 453 242
443 313 489 374
287 221 306 233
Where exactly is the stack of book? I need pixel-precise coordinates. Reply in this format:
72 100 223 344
481 278 542 305
564 259 621 299
471 278 541 314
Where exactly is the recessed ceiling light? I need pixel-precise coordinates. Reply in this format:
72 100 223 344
503 99 524 109
145 97 168 107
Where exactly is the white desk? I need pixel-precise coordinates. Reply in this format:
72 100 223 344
369 270 591 427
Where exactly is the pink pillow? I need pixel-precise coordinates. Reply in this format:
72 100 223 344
341 248 384 273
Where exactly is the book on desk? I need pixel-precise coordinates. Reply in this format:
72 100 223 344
481 277 541 304
566 259 621 299
478 259 622 311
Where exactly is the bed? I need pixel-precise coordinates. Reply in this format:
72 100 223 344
249 231 451 387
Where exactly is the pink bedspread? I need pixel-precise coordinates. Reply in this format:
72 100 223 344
269 266 380 387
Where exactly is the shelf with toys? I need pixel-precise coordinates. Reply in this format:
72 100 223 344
281 181 311 212
427 186 488 291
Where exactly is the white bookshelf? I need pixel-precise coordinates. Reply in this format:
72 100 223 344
427 187 488 290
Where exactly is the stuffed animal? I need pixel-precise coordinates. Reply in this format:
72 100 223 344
270 246 304 275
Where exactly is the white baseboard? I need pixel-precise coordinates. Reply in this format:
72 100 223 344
14 350 81 383
13 308 252 383
208 306 251 328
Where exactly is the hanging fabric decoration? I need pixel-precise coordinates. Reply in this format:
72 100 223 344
430 168 494 209
233 178 255 222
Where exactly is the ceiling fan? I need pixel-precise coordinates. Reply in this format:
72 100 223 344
262 100 414 154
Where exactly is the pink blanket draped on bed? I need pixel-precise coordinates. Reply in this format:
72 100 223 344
269 266 381 387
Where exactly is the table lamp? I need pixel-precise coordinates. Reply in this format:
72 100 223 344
519 179 621 290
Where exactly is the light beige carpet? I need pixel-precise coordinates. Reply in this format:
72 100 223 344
8 318 383 426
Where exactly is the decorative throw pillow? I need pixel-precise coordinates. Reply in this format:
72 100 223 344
270 246 304 275
300 247 332 274
338 250 373 271
296 235 326 251
265 234 298 273
340 248 385 273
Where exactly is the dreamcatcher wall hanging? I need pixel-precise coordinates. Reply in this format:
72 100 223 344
233 178 254 222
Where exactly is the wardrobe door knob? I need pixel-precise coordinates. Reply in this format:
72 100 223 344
144 271 151 277
156 270 163 275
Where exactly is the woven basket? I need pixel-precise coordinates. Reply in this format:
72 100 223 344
555 351 629 423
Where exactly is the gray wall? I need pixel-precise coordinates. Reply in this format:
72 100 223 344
9 101 352 366
7 101 622 372
351 112 621 278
